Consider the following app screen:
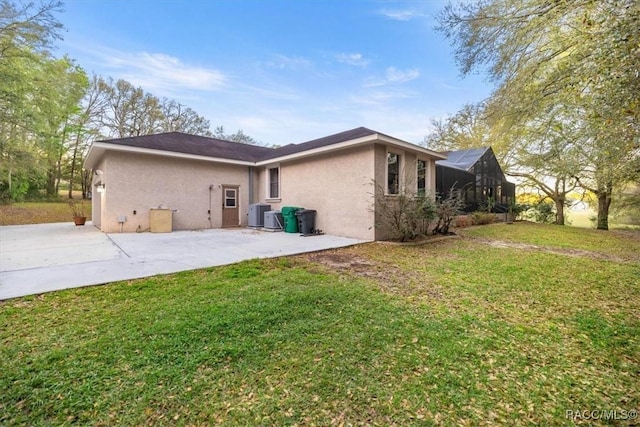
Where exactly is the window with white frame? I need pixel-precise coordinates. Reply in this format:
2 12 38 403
387 152 400 195
224 188 237 208
417 159 426 195
268 167 280 199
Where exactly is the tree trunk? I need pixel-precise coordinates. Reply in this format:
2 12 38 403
82 169 91 199
554 197 565 225
596 190 612 230
55 156 62 195
68 134 80 199
46 169 57 196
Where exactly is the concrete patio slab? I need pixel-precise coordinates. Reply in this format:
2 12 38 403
0 223 367 300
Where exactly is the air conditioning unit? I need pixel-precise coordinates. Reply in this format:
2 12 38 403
264 210 283 230
248 203 271 227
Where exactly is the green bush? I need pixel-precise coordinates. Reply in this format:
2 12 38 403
471 211 496 225
533 202 555 224
509 202 527 221
433 188 466 234
374 185 437 241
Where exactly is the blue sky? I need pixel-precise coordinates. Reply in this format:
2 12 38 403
57 0 492 146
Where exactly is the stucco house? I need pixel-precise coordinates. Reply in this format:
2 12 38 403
84 127 446 241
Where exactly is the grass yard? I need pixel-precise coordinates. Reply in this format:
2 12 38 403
460 221 640 261
1 223 638 425
0 201 91 226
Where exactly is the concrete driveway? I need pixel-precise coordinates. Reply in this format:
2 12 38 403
0 223 366 300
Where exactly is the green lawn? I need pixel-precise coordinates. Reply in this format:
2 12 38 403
1 223 638 425
460 221 640 261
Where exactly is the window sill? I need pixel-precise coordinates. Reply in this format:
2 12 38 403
266 198 281 203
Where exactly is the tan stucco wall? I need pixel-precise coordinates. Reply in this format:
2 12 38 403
373 144 438 240
254 142 439 241
96 152 249 232
257 145 377 240
91 140 440 240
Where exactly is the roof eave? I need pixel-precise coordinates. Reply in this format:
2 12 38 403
83 130 449 170
255 133 447 165
255 134 379 165
377 134 448 160
83 142 256 168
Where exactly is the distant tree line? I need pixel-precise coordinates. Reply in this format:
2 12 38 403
426 0 640 230
0 0 256 202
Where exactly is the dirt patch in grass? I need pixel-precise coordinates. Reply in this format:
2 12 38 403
467 236 637 263
612 229 640 242
375 234 460 246
302 248 444 301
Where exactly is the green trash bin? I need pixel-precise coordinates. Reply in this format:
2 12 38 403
281 206 303 233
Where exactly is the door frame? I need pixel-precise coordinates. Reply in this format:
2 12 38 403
221 185 240 227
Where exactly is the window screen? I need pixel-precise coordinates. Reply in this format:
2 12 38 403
417 159 426 195
269 167 279 198
387 152 400 194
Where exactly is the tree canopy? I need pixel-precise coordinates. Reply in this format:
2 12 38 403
434 0 640 229
0 0 257 202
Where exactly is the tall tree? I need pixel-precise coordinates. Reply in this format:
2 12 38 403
0 0 62 61
504 104 583 225
213 126 258 145
99 78 164 138
424 102 513 166
66 74 108 198
33 56 88 196
0 0 69 201
97 77 213 138
160 98 212 136
438 0 640 229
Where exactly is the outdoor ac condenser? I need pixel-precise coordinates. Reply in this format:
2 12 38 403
248 203 271 227
264 210 283 230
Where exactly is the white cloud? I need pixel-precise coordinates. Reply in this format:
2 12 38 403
335 52 370 67
364 66 420 87
385 66 420 83
265 54 312 70
378 9 425 21
102 51 227 94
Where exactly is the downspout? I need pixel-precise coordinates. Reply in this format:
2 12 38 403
248 166 254 204
208 184 213 229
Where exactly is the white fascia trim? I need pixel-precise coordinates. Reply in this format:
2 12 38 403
254 133 447 166
377 135 447 160
83 132 447 170
254 134 379 166
85 142 255 167
83 145 101 169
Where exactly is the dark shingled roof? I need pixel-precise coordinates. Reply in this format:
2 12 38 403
261 127 377 160
97 132 274 162
97 127 381 163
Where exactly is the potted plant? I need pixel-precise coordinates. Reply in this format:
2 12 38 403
69 199 87 226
